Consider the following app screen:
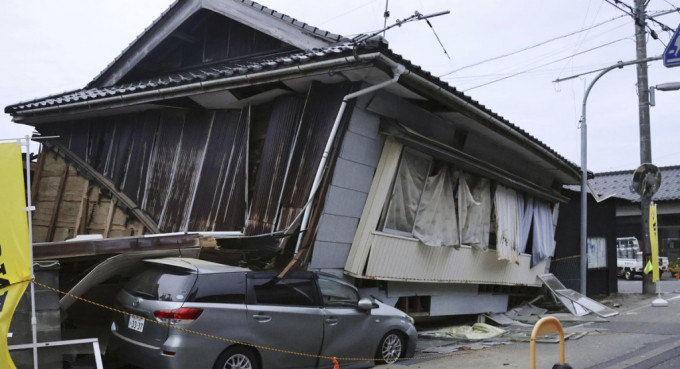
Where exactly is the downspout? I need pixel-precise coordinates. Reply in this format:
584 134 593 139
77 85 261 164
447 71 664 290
293 61 406 254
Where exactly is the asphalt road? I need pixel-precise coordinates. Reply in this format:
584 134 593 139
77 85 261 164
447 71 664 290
617 273 680 294
377 279 680 369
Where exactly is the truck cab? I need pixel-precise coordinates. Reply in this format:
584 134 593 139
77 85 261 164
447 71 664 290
616 237 668 280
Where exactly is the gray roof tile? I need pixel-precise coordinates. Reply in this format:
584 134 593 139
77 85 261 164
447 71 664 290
567 166 680 202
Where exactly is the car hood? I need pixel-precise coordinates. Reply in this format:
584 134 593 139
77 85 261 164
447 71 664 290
372 299 414 322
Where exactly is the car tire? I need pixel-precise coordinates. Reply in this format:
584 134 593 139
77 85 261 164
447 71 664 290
624 269 634 280
375 331 404 365
213 346 260 369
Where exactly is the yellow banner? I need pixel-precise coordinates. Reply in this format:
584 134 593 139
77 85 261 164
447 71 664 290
650 203 659 283
0 142 32 369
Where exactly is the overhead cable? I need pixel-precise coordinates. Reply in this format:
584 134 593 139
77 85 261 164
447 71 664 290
439 14 627 77
607 0 675 35
460 38 631 92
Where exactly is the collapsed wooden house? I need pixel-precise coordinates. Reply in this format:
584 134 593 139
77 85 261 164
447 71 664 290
5 0 581 319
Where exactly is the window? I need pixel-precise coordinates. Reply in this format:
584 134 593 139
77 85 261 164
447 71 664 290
191 272 246 304
383 148 432 236
124 266 196 302
318 278 359 308
251 278 318 306
382 148 461 247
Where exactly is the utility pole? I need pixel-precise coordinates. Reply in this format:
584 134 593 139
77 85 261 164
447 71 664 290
633 0 654 295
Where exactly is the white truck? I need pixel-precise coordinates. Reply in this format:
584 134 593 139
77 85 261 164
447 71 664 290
616 237 668 280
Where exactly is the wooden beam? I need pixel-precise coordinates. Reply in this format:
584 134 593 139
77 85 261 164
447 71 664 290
170 30 199 43
45 140 160 233
73 180 90 236
46 162 69 241
103 199 116 238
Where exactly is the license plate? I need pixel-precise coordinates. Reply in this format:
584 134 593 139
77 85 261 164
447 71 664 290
128 316 145 332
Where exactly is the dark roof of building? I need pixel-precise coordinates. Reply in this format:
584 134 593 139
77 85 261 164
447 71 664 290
569 165 680 203
3 0 580 177
86 0 344 88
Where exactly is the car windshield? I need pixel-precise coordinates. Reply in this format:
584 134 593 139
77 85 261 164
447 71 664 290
124 266 196 302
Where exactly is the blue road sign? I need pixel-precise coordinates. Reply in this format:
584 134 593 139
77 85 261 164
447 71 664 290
664 26 680 68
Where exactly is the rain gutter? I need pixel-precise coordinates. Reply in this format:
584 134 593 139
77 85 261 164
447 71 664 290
10 53 384 124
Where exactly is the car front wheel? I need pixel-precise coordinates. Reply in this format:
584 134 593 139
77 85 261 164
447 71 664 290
375 331 404 365
213 346 259 369
624 269 634 280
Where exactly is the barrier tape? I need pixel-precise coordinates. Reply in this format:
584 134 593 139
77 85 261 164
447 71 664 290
15 279 594 365
551 255 580 262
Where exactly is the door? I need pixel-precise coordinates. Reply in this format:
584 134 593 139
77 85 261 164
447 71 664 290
318 277 378 368
246 274 324 369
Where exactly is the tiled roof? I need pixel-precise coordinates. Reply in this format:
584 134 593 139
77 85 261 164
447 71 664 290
568 165 680 202
5 43 357 113
244 0 343 42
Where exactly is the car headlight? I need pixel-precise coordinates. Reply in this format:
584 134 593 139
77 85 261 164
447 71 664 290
404 314 414 325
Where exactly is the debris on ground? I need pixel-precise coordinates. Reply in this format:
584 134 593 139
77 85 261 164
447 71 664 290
419 323 505 340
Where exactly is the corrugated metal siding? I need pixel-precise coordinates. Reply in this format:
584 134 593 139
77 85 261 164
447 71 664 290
37 107 252 233
158 110 213 231
212 108 249 231
363 232 545 286
246 96 304 235
187 109 249 231
142 110 185 221
277 81 352 230
120 111 160 204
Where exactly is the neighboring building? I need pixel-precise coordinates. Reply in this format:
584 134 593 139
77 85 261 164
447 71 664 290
589 166 680 260
552 188 618 296
554 165 680 297
4 0 582 320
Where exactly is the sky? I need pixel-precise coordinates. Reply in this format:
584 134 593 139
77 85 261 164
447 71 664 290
1 0 679 173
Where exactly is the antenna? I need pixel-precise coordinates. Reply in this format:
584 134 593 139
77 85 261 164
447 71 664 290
383 0 390 38
352 10 450 45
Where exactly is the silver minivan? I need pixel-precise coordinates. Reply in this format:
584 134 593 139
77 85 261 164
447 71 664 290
107 258 417 369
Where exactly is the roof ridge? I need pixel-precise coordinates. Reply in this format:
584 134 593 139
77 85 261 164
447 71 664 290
595 164 680 177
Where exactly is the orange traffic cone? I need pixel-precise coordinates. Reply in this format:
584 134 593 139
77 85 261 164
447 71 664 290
332 357 339 369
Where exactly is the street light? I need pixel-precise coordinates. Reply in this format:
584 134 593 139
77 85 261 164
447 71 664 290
650 82 680 106
555 56 661 295
655 82 680 91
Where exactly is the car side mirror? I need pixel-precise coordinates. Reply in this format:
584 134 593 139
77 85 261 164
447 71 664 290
357 298 375 311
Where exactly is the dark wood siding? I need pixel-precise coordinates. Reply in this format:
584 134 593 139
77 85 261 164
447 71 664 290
120 10 294 84
37 82 355 240
246 96 304 235
277 81 352 230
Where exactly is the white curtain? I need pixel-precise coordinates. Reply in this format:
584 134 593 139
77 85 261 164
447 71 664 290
495 185 520 264
384 150 430 234
413 165 459 247
531 200 556 267
517 193 534 253
459 174 489 248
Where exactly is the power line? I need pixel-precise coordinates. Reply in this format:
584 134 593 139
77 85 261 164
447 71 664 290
606 0 675 35
461 38 631 92
439 14 627 77
557 0 605 81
